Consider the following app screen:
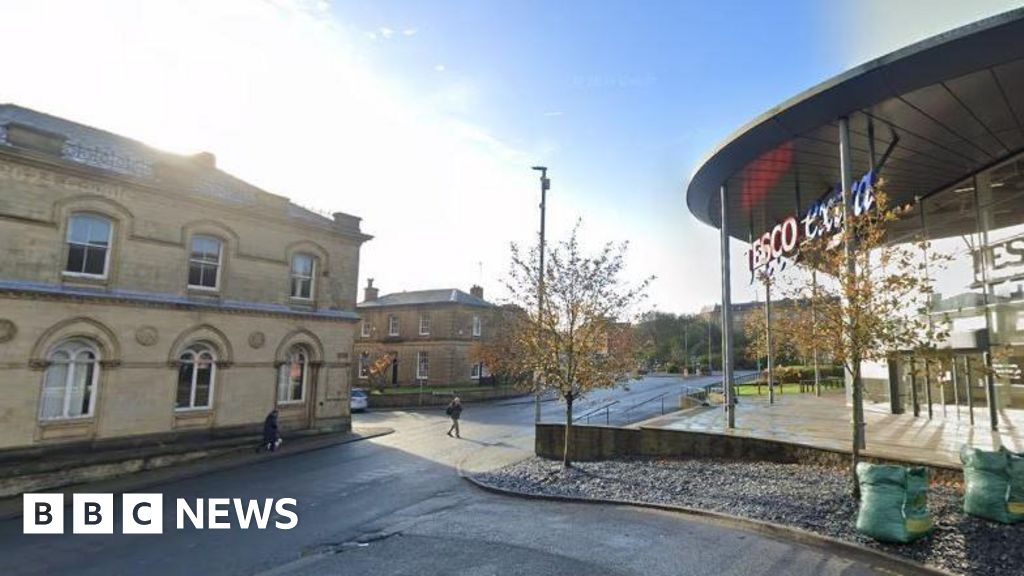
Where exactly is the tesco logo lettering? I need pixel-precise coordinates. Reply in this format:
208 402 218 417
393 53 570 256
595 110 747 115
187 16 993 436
748 170 875 275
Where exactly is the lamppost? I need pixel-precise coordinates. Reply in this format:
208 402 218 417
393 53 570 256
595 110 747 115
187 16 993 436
532 166 550 423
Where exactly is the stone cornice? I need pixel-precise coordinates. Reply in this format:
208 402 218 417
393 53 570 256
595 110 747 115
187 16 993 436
0 281 360 323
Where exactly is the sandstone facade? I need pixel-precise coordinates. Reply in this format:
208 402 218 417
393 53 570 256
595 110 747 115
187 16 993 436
0 105 369 452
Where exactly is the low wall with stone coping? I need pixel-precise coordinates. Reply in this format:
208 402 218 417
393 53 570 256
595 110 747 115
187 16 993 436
535 423 962 483
368 387 525 409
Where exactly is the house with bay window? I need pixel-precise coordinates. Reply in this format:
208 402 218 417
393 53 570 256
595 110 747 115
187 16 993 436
0 104 370 453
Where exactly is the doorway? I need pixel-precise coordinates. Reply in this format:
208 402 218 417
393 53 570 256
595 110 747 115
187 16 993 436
891 351 989 424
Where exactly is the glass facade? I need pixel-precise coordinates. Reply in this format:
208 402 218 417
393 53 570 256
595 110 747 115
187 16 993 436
884 151 1024 424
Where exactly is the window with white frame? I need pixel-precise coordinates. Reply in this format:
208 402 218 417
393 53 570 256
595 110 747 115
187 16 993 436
361 321 371 338
388 315 399 336
471 362 483 380
419 314 431 335
416 351 429 380
290 254 314 299
65 214 112 277
472 315 481 337
277 346 309 403
188 235 222 289
359 351 369 379
176 343 216 409
40 339 100 420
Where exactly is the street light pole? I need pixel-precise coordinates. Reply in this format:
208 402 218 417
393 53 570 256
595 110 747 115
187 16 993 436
532 166 550 423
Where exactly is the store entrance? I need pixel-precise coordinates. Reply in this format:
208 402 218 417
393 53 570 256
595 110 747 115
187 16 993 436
890 351 990 424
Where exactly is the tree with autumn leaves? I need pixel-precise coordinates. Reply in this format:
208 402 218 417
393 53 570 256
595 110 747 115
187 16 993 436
497 223 652 467
768 188 949 497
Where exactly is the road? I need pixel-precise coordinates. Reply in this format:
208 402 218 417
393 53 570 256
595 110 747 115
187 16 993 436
1 374 893 575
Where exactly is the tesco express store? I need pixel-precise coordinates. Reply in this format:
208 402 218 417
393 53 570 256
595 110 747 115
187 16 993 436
686 9 1024 431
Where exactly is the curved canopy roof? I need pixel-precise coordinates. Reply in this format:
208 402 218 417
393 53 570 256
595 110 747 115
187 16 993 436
685 8 1024 240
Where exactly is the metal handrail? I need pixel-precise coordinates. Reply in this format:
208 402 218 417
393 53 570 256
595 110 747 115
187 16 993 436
621 390 674 415
573 400 619 424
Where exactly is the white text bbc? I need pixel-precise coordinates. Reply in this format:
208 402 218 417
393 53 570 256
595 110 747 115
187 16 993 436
23 494 298 534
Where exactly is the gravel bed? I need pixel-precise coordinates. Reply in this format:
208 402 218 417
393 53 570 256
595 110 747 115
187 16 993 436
476 457 1024 576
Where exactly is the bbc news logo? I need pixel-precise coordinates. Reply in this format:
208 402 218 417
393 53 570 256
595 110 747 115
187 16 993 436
24 493 298 534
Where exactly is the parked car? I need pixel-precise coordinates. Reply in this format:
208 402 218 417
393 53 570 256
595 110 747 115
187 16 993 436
350 388 368 412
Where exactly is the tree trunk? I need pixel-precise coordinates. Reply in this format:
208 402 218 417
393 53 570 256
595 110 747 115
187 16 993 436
563 393 574 468
851 360 864 499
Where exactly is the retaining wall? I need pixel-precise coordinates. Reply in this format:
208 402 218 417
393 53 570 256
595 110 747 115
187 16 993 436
535 423 962 483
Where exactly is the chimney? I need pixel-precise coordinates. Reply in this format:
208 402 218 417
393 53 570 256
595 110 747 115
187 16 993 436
470 285 484 300
191 151 216 168
364 278 379 302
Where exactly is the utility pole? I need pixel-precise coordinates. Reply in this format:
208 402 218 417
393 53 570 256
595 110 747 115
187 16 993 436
531 166 550 424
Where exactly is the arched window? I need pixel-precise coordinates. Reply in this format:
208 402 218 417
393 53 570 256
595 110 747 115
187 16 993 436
176 343 216 409
65 214 112 277
277 346 308 403
290 254 315 299
40 339 100 420
188 235 222 289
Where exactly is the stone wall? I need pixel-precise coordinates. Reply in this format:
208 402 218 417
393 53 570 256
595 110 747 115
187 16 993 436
535 424 962 483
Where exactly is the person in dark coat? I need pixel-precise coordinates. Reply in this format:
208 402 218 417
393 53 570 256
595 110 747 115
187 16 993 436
445 397 463 438
261 409 280 452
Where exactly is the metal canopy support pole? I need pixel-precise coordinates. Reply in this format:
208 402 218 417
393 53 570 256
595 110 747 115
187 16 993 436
910 357 920 417
812 271 822 397
839 116 865 451
720 183 736 429
765 279 775 404
965 355 975 426
925 359 933 420
973 172 1001 432
951 356 961 420
984 351 999 431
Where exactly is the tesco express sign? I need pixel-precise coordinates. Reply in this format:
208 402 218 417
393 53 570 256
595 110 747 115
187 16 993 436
749 171 876 275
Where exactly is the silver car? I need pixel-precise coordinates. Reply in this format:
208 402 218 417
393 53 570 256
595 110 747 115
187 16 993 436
350 388 368 412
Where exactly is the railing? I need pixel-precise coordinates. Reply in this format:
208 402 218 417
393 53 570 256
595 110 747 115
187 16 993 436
620 390 674 418
573 400 620 425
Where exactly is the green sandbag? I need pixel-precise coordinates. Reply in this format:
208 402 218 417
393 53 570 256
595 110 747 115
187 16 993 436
960 446 1024 524
1009 452 1024 517
856 463 933 543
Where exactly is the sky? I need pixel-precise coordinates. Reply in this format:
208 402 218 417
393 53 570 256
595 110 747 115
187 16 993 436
0 0 1020 313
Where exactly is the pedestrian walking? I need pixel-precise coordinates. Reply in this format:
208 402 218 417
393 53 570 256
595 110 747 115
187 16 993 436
259 409 280 452
445 397 462 438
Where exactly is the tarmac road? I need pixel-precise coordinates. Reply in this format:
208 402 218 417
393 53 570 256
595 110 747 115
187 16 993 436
0 375 894 576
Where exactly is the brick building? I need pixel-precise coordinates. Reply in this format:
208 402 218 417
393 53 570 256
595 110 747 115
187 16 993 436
0 104 369 453
353 280 496 387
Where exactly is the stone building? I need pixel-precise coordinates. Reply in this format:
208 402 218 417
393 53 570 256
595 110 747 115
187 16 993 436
0 104 369 453
353 280 495 387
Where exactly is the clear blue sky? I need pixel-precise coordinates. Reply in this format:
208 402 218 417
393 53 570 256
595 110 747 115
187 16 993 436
324 0 1019 312
1 0 1018 313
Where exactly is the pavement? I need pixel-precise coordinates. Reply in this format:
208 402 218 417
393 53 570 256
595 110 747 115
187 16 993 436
641 391 1024 469
0 375 902 575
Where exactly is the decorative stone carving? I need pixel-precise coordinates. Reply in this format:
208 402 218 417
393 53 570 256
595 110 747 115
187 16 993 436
134 326 159 347
0 319 16 343
248 331 266 349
